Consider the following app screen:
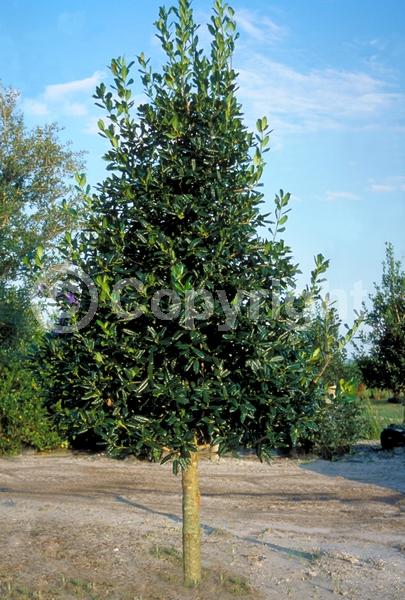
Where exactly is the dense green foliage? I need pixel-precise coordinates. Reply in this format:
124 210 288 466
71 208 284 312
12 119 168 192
357 243 405 401
0 289 60 454
33 0 367 466
0 351 61 454
310 383 370 459
0 83 81 454
291 294 364 454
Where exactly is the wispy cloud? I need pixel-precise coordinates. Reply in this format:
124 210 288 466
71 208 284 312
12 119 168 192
235 8 287 43
344 37 399 79
369 176 405 193
22 71 105 132
21 98 49 116
43 72 103 101
237 54 404 134
64 102 88 117
370 183 396 193
325 191 360 202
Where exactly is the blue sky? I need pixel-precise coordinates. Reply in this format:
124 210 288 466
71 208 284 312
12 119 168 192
1 0 404 326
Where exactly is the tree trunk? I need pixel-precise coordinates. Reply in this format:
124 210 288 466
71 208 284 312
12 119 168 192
182 446 201 587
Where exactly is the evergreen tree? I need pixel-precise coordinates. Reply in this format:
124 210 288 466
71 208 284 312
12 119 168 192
37 0 331 585
357 243 405 405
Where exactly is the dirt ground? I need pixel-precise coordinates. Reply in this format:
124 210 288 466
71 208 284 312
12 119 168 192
0 444 404 600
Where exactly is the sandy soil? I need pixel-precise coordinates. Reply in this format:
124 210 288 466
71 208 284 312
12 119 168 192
0 444 404 599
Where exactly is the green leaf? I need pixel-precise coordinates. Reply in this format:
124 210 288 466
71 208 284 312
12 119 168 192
310 348 321 361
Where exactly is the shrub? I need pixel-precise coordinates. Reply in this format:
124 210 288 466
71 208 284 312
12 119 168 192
0 352 61 455
311 392 370 459
0 285 61 454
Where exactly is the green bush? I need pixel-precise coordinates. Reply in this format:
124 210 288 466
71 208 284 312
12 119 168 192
311 392 370 459
0 354 61 455
0 285 61 454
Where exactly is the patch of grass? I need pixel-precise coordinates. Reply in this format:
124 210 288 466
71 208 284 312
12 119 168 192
0 576 108 600
149 544 182 563
368 396 403 430
216 573 252 595
150 545 259 598
0 582 37 600
358 388 404 438
63 576 97 593
198 566 256 597
1 568 259 600
360 398 383 439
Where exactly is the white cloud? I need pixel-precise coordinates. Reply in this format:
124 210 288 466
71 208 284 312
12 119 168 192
325 191 360 202
44 71 103 101
235 8 287 43
63 102 88 117
370 184 395 193
22 98 49 116
83 117 101 136
369 176 405 193
237 54 403 134
22 72 104 131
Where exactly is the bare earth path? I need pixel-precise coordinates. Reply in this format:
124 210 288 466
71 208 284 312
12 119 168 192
0 444 404 599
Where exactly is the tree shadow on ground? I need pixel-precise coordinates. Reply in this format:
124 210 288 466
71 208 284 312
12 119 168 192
116 495 318 561
300 445 405 494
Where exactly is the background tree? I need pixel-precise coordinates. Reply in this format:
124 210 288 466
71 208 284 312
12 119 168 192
0 84 82 454
357 243 405 408
36 0 357 586
0 83 83 286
